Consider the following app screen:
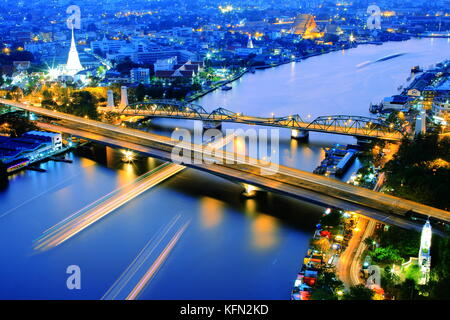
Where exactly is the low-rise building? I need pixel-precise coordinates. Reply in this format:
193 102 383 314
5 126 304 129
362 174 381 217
0 131 62 173
381 95 410 111
154 57 178 72
154 61 203 80
130 68 151 84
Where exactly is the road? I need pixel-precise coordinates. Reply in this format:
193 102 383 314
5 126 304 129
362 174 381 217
337 217 377 288
337 150 395 287
2 99 450 230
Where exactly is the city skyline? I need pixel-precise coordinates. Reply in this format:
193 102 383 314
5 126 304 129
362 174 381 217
0 0 449 307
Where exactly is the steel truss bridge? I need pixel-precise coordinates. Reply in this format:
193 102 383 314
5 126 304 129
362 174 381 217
117 100 406 141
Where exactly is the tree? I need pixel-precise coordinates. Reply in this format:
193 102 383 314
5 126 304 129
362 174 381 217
433 236 450 277
397 278 419 300
312 237 331 253
404 264 421 283
376 227 420 260
343 284 374 300
311 268 343 300
381 266 400 297
69 91 99 119
370 246 403 264
320 210 342 228
324 33 339 44
311 287 338 300
0 114 38 137
132 83 147 102
382 133 450 210
115 57 140 74
430 277 450 299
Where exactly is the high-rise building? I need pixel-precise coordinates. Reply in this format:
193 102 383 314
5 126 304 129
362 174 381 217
415 109 427 136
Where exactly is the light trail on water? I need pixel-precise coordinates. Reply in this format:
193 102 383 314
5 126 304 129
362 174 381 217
32 163 185 251
32 134 233 251
125 220 190 300
101 216 190 300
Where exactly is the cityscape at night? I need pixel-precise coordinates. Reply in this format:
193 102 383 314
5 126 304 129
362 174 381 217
0 0 449 308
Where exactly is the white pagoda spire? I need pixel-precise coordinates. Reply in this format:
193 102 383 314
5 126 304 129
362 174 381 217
66 26 83 76
247 34 254 49
418 220 432 285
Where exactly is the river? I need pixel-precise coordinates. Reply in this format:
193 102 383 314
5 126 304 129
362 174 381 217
0 37 448 299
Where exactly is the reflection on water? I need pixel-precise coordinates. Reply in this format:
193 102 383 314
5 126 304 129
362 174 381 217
200 197 224 229
244 198 258 217
251 214 279 250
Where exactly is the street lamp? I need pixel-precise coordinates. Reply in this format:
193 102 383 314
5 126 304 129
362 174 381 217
122 150 135 163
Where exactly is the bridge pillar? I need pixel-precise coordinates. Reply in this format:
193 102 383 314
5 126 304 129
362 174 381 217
202 120 222 131
241 184 259 198
120 86 128 109
291 129 309 141
107 89 115 108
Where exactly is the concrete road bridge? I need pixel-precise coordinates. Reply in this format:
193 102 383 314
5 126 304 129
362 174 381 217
1 98 447 233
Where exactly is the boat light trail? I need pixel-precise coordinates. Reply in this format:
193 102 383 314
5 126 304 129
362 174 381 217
32 134 233 251
33 163 184 251
125 220 190 300
102 215 183 300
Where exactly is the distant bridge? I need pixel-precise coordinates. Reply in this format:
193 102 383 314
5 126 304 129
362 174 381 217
112 100 405 141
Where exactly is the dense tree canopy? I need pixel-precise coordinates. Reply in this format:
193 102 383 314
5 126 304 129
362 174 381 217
343 284 374 300
0 113 38 137
383 133 450 210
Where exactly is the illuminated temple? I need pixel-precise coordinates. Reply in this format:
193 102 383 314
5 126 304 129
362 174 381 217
65 27 84 76
290 14 322 39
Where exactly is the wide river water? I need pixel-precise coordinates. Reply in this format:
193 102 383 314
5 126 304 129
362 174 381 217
0 38 449 299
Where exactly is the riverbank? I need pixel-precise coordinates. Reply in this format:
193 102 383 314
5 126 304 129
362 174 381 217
188 45 359 104
189 39 417 105
186 69 248 103
291 208 356 300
